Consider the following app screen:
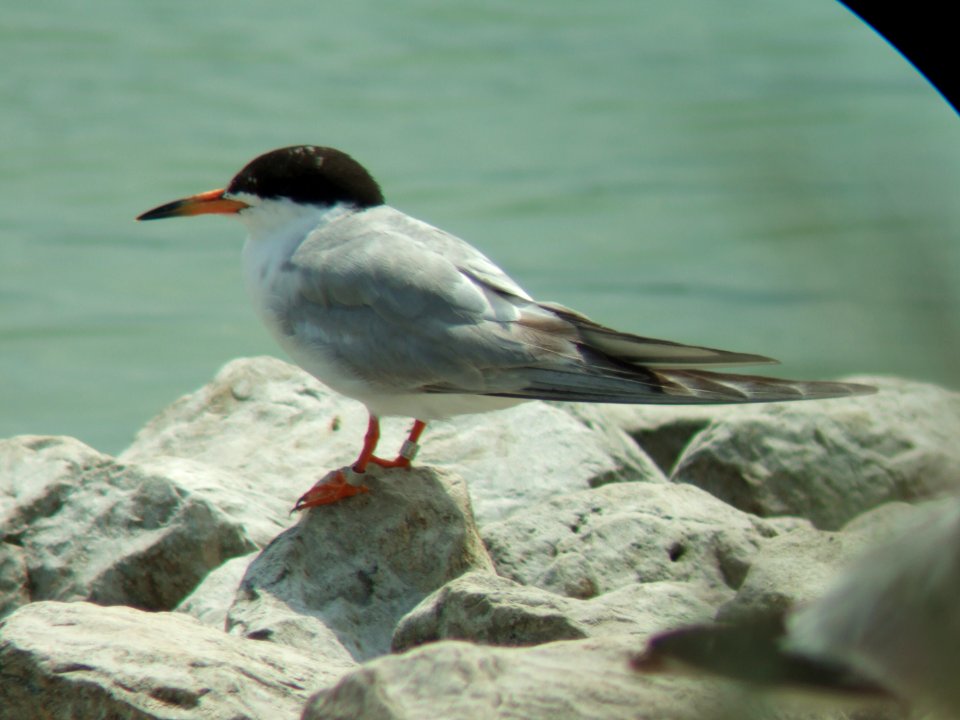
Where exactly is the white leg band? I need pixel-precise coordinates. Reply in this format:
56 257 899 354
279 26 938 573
399 440 420 462
345 466 366 486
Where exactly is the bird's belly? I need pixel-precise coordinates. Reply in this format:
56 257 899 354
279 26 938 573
257 308 364 391
253 301 522 421
275 328 523 420
359 392 523 421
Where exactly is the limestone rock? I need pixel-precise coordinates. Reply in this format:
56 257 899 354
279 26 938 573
788 497 960 718
418 400 664 523
719 500 931 620
175 551 258 629
482 482 774 600
637 498 960 719
120 356 360 503
0 436 257 616
0 600 354 720
121 356 663 526
135 456 294 547
393 571 716 651
0 541 28 618
670 377 960 529
5 356 956 719
570 402 731 475
226 467 494 661
303 637 844 720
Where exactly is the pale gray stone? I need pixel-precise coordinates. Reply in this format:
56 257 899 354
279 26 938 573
393 571 716 651
671 377 960 529
5 357 955 719
120 356 362 513
788 497 960 718
0 436 257 614
0 435 104 521
226 578 359 667
134 456 292 547
0 541 28 619
637 499 959 719
121 356 663 526
304 637 834 720
227 467 494 661
482 482 774 600
573 402 727 475
419 400 664 523
719 500 930 620
0 600 354 720
175 551 258 629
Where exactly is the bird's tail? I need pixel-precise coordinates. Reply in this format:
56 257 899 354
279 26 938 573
628 366 874 404
487 365 874 405
487 303 877 404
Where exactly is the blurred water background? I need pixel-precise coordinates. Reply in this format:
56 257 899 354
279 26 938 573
2 0 958 455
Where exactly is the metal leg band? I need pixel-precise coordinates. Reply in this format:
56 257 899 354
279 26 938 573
399 440 420 462
345 466 367 486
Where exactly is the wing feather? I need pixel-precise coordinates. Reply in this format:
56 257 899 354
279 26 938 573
274 206 872 404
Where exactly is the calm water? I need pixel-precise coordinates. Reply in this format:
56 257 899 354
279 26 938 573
2 0 959 455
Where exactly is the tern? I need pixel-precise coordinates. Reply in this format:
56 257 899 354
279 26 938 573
137 145 873 510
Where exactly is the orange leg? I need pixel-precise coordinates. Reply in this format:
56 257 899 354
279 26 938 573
293 415 428 511
351 414 385 473
368 419 426 469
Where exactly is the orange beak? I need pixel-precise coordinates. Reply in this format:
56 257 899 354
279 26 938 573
136 189 249 221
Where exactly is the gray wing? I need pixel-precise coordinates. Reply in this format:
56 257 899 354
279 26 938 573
282 207 873 404
281 207 541 393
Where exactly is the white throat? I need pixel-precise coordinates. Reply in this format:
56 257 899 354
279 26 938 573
237 196 355 327
234 194 352 244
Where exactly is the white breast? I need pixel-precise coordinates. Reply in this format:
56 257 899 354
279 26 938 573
239 199 345 328
238 198 359 384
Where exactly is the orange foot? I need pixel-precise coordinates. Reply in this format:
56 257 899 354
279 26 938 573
293 469 369 511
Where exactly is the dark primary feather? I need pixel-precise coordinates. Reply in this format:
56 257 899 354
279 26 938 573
423 304 875 404
538 301 778 367
470 365 875 405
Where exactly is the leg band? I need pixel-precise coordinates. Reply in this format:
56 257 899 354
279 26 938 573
399 440 420 462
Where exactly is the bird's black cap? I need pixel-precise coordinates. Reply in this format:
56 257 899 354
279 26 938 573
226 145 385 208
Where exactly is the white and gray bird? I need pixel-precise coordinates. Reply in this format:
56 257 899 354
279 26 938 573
137 145 873 509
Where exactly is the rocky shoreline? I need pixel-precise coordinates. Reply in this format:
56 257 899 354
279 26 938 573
1 356 958 719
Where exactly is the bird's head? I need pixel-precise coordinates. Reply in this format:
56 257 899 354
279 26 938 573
136 145 384 225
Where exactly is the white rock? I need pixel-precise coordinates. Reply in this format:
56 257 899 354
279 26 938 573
568 402 726 475
670 377 960 529
636 498 960 719
175 551 258 629
226 467 494 661
720 501 935 620
0 434 102 520
303 637 834 720
121 356 663 526
0 600 355 720
0 436 257 614
0 541 28 618
789 496 960 718
135 456 292 547
393 571 717 651
482 482 774 600
419 400 664 522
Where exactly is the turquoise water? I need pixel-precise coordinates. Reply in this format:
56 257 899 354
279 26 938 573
2 0 959 455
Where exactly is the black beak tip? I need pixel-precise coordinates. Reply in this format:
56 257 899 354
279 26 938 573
136 200 182 222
